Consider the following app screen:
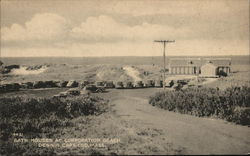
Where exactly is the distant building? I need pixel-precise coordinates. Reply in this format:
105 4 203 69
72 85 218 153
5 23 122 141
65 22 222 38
169 58 231 77
169 58 201 75
203 58 231 77
200 62 217 77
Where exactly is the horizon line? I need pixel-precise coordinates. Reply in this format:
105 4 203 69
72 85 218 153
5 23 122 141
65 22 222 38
0 54 249 58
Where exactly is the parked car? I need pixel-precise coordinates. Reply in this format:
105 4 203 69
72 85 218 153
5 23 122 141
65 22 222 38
154 80 163 88
134 81 144 88
124 81 133 89
144 80 154 87
115 81 124 89
166 80 174 87
84 84 105 93
104 81 115 88
95 81 105 87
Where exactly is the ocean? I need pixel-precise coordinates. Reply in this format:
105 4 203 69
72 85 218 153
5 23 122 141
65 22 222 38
1 55 249 66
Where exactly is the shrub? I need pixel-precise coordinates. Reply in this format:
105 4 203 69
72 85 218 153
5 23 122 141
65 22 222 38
230 107 250 125
0 95 109 139
149 86 250 125
0 95 108 119
0 95 109 155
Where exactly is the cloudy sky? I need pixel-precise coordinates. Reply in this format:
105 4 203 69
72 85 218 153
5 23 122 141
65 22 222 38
1 0 249 57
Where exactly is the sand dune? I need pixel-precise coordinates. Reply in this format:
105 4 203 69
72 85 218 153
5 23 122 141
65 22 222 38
11 66 48 75
123 66 142 81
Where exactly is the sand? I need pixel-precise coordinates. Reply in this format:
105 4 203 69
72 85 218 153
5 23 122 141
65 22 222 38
123 66 142 81
10 66 48 75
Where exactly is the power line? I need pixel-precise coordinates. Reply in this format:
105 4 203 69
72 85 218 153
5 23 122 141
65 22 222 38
154 40 175 91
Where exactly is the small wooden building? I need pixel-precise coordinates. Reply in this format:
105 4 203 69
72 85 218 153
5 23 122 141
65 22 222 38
203 58 231 76
200 62 217 77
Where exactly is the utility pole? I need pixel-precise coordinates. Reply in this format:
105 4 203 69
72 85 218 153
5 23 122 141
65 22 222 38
154 40 175 91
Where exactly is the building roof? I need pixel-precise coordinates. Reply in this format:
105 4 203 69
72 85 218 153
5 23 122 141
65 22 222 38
169 59 201 66
169 58 231 67
201 62 217 68
206 59 231 66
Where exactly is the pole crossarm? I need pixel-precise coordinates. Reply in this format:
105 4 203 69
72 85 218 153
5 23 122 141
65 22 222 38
154 40 175 43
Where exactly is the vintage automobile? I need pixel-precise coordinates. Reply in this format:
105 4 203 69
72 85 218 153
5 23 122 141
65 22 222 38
83 84 105 93
134 81 144 88
123 81 133 89
104 81 115 88
115 81 124 89
144 80 154 88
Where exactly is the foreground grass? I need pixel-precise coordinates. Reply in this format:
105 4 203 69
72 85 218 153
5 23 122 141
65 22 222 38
0 95 109 155
149 86 250 126
0 93 185 155
45 112 185 155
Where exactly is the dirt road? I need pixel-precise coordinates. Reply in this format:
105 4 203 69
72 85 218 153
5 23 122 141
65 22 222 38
101 88 250 154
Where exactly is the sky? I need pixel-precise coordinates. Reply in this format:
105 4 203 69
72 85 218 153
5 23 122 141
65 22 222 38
0 0 249 57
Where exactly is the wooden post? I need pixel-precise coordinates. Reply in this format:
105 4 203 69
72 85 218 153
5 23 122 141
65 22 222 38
154 40 175 91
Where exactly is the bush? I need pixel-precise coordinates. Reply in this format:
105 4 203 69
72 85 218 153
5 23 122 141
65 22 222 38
0 95 108 119
230 107 250 125
0 95 109 155
0 95 109 139
149 86 250 125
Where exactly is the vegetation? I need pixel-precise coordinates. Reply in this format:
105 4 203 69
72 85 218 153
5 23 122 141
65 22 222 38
0 95 109 155
149 86 250 125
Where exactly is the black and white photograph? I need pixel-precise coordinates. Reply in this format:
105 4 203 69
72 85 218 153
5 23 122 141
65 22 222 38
0 0 249 155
